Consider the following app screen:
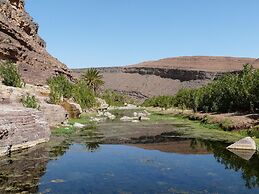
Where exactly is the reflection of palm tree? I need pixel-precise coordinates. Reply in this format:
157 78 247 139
86 142 100 152
81 68 104 93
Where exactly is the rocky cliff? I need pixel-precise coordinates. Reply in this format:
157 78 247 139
73 56 258 100
0 0 72 85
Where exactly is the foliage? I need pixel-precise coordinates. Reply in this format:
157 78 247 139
142 96 175 109
47 75 96 108
0 61 24 88
47 74 73 104
142 64 259 113
101 90 127 106
21 94 39 109
72 81 96 109
81 68 104 93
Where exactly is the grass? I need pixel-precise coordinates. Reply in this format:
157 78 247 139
148 112 259 144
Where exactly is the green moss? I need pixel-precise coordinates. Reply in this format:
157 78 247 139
149 112 258 144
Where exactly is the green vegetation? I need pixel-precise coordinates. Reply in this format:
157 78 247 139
72 81 96 109
81 68 104 93
143 64 259 113
142 96 175 109
101 90 128 106
47 75 96 109
0 61 24 88
148 112 256 143
47 74 73 104
21 94 39 109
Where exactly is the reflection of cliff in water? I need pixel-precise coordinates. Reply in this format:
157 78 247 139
0 146 48 193
0 139 70 194
199 140 259 189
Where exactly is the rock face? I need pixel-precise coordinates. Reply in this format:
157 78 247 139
0 105 50 157
61 100 82 119
73 56 258 100
227 137 257 150
0 0 72 85
0 83 68 127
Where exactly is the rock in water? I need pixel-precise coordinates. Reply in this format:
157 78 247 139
228 149 256 161
227 137 257 150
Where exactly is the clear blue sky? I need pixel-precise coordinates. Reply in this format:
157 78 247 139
26 0 259 68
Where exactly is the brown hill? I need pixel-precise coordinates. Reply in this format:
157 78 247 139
0 0 72 85
131 56 257 72
73 56 257 100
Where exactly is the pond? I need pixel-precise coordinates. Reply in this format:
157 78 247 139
0 138 259 194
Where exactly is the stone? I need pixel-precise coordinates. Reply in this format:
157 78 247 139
228 149 256 161
227 137 257 150
96 98 109 110
132 120 140 123
0 0 72 85
120 116 134 122
104 111 116 120
0 105 50 157
61 100 82 119
90 117 107 122
39 103 68 127
140 116 150 121
73 123 85 129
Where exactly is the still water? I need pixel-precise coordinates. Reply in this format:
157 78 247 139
0 139 259 194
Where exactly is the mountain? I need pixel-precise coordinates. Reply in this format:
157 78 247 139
73 56 258 100
0 0 72 85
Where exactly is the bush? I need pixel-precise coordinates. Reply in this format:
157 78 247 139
72 81 96 109
21 94 39 109
101 90 127 106
0 61 24 88
142 95 175 109
142 64 259 113
47 75 73 104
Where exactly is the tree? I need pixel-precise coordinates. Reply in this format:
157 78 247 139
81 68 104 93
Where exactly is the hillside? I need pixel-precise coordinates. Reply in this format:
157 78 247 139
0 0 72 85
73 56 258 100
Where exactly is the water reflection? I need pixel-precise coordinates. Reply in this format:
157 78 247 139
0 138 258 193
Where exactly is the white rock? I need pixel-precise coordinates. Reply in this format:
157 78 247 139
132 120 140 123
73 123 85 129
227 137 257 150
120 116 134 121
140 117 150 121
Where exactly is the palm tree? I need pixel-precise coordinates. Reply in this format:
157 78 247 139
81 68 104 93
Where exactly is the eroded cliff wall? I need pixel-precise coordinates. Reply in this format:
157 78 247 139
0 0 72 85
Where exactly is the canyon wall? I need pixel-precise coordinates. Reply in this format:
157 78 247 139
0 0 72 85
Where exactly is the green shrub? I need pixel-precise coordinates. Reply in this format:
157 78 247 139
0 61 24 88
47 74 73 104
21 94 39 109
72 81 96 109
142 64 259 113
142 95 175 109
101 90 127 106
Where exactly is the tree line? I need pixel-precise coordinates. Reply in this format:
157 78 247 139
143 64 259 113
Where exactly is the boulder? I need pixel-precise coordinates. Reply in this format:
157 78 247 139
140 116 150 121
61 100 82 119
73 123 86 129
96 98 109 110
104 112 116 120
39 104 68 127
227 137 257 150
0 105 50 157
120 116 134 122
228 149 256 161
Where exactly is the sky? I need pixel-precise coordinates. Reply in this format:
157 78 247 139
26 0 259 68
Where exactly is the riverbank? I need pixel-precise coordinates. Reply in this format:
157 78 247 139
53 108 259 148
